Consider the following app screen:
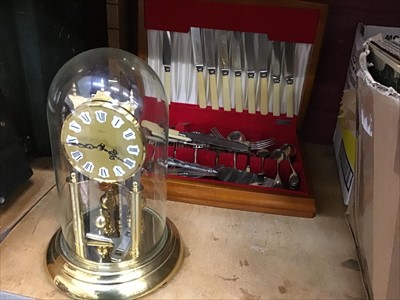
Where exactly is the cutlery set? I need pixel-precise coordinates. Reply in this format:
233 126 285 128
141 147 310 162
142 121 300 190
147 28 311 116
139 0 328 216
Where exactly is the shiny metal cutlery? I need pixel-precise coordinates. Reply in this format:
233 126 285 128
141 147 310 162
168 158 272 186
244 32 256 114
203 28 219 110
141 120 249 153
162 31 172 103
218 30 231 111
271 149 284 188
190 27 207 108
284 42 295 117
271 41 282 116
257 33 270 115
281 143 299 190
230 31 243 112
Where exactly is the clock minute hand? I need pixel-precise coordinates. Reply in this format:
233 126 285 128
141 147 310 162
66 141 105 150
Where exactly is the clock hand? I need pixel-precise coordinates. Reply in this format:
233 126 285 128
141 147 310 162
102 146 124 162
66 142 123 161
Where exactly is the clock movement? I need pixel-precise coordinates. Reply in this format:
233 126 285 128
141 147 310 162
46 48 183 299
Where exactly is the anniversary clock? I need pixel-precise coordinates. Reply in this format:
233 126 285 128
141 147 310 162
46 48 183 299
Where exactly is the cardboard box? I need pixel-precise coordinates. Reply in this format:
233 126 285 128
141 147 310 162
349 36 400 300
333 23 400 205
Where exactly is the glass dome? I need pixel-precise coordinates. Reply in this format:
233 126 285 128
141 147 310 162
46 48 182 299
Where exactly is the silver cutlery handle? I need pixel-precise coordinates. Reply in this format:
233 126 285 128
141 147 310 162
168 158 217 175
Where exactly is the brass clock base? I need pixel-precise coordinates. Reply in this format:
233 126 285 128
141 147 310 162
46 218 183 299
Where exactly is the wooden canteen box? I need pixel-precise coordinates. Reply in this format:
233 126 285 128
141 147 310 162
136 0 328 217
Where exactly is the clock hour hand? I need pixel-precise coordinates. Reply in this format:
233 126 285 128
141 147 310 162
66 142 123 161
102 147 123 162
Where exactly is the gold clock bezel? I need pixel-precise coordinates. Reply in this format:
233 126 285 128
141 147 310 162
61 100 146 182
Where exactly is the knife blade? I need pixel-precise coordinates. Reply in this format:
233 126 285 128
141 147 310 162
162 31 172 103
181 132 249 153
257 33 270 115
230 31 243 113
141 120 249 153
284 42 295 117
271 41 282 116
218 30 231 111
190 27 207 109
244 32 256 114
203 29 219 110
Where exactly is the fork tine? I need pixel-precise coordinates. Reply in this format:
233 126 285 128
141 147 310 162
255 140 275 146
250 138 275 146
210 127 225 139
250 138 275 150
252 141 275 148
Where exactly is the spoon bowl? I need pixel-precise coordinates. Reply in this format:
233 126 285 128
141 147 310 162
280 143 300 190
227 131 246 143
270 149 285 188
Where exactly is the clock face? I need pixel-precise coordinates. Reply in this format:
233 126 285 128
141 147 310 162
61 100 145 182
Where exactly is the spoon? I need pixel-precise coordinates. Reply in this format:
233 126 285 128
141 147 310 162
281 143 300 190
270 149 285 188
227 131 246 143
227 131 249 171
256 148 270 175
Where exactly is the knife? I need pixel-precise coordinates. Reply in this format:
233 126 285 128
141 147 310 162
203 29 219 110
190 27 207 109
257 33 270 115
284 42 295 117
218 30 231 111
141 120 249 153
168 158 272 186
244 32 256 114
230 31 243 113
180 132 249 153
162 31 172 103
271 41 282 116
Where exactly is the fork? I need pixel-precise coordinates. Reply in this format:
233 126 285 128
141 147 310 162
210 127 275 150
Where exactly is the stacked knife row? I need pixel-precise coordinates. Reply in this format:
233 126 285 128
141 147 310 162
147 28 312 116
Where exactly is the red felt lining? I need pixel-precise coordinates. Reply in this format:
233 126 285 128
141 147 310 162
144 0 321 43
165 102 309 195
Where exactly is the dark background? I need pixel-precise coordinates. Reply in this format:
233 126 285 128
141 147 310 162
302 0 400 144
0 0 108 158
1 0 399 159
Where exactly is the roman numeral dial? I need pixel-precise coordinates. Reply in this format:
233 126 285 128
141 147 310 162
61 100 145 182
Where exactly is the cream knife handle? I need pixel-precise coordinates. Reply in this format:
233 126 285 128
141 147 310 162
286 82 294 118
209 71 219 110
141 120 191 142
234 73 243 113
272 78 281 116
164 69 171 104
222 72 231 111
247 73 256 114
260 72 269 115
196 68 207 109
